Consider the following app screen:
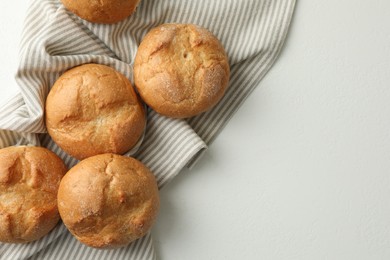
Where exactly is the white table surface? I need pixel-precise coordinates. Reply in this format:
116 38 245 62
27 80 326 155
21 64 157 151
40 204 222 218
1 1 390 259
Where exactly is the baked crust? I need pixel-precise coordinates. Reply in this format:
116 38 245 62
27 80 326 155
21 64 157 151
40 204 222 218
0 146 67 243
134 23 230 118
61 0 141 24
45 64 146 160
57 154 159 248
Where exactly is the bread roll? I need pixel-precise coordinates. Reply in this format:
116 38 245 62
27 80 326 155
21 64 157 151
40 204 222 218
134 23 230 118
0 146 67 243
57 154 159 248
45 63 146 160
61 0 141 24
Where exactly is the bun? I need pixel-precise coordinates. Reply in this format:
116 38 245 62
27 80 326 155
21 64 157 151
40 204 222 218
45 63 146 160
0 146 67 243
61 0 141 24
134 23 230 118
57 154 159 248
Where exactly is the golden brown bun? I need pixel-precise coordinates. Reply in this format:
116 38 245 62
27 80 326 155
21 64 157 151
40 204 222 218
57 154 159 248
134 23 230 118
61 0 141 24
0 146 67 243
45 64 146 160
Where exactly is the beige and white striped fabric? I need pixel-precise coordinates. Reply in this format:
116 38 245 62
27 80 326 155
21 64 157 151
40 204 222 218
0 0 295 259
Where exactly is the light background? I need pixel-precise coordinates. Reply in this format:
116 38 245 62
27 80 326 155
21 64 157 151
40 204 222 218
1 1 390 259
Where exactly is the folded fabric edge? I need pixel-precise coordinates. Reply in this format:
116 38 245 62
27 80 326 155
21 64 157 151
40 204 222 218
185 147 207 170
153 139 207 189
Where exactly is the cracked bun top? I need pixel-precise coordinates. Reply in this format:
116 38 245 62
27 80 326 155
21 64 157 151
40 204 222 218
61 0 141 24
134 23 230 118
57 154 159 248
0 146 67 243
45 63 146 160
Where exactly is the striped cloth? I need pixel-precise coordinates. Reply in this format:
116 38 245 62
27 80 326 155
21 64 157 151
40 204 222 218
0 0 295 259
